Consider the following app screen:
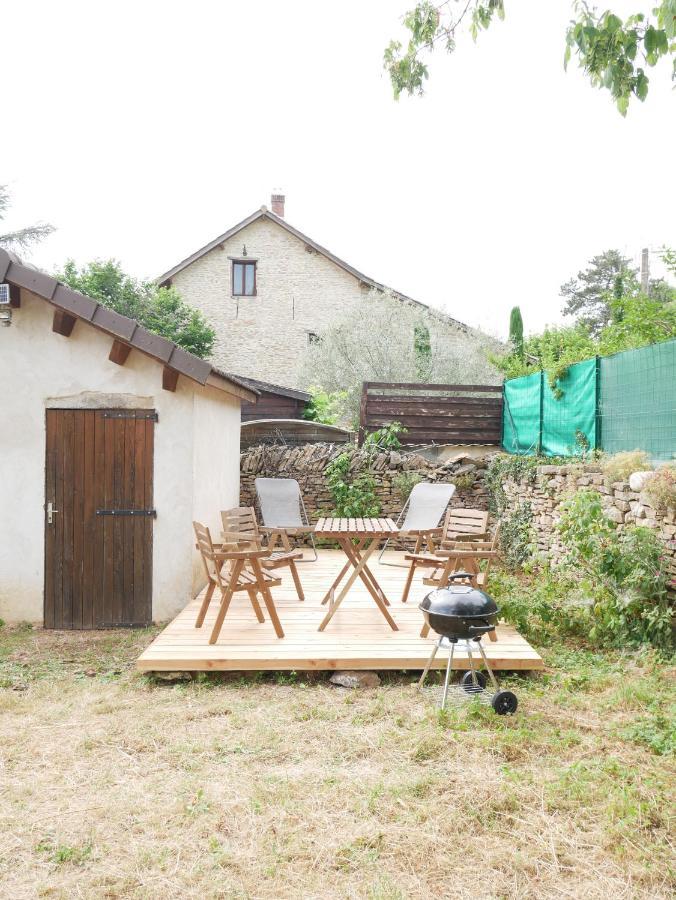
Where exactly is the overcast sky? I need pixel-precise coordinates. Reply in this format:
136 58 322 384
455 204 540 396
3 0 675 339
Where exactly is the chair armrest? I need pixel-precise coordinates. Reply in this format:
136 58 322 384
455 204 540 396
434 549 499 560
213 549 272 561
259 526 311 535
399 527 443 537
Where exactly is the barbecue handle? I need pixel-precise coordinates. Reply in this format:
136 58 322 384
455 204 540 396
445 571 473 583
468 624 495 635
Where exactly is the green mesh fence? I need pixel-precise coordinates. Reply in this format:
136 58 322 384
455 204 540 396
502 372 541 454
502 339 676 461
502 360 596 456
600 340 676 462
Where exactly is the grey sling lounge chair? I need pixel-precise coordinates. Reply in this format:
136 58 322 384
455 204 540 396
379 481 456 566
255 477 318 562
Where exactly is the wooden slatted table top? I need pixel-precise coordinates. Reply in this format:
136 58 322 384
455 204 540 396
314 517 399 536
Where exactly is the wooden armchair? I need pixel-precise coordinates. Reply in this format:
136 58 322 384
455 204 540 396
400 508 491 604
193 521 285 643
221 507 305 601
412 525 502 640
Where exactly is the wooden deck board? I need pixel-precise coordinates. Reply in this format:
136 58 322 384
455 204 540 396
137 550 543 672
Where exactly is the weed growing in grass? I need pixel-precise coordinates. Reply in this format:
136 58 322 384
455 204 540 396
184 788 211 817
35 839 93 866
620 711 675 756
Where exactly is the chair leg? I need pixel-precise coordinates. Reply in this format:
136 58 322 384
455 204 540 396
288 560 305 601
247 589 265 623
251 558 284 638
195 581 216 628
401 561 417 603
208 560 243 644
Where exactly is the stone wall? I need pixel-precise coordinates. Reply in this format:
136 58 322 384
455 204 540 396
240 442 492 524
501 463 676 584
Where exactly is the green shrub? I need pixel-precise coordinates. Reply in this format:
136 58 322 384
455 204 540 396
488 568 582 645
642 466 676 513
600 450 652 483
499 502 535 568
325 452 380 517
557 489 673 651
363 422 406 451
393 472 423 502
302 387 349 425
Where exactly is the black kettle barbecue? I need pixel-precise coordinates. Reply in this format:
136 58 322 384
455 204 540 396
417 572 518 715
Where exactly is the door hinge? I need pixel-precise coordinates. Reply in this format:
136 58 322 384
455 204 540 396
96 509 157 517
102 411 158 421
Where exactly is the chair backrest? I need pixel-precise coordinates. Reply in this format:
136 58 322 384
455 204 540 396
441 508 490 545
400 482 456 532
193 520 221 585
255 477 304 527
221 506 260 546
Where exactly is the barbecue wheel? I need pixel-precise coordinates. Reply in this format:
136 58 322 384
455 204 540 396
491 690 518 715
460 671 487 692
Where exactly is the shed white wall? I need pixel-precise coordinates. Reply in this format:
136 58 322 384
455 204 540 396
0 290 240 624
191 385 241 593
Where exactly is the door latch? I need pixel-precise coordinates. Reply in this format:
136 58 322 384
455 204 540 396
47 501 58 524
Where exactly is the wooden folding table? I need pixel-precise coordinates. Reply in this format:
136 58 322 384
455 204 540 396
314 517 399 632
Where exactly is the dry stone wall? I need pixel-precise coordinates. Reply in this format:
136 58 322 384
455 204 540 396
501 463 676 584
240 443 492 523
240 446 676 587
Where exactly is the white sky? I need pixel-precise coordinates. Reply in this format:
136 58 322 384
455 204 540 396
3 0 675 339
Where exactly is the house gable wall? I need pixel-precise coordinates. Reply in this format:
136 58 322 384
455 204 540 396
171 216 369 387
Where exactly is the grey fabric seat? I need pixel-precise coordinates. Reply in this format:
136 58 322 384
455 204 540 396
379 481 456 565
255 477 318 562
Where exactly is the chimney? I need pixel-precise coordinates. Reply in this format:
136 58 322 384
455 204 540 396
271 193 285 217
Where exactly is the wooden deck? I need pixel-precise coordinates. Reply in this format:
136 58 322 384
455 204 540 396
137 550 543 672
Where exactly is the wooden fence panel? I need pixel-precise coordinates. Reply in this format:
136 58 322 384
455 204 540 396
359 382 503 446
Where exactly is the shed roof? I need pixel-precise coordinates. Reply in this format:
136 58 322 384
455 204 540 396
0 248 258 402
232 374 311 402
156 206 471 333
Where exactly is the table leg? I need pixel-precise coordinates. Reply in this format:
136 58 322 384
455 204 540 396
319 537 398 631
342 539 391 607
320 536 368 605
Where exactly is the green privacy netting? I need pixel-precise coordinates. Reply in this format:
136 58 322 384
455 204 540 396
502 372 541 454
600 340 676 462
502 359 596 457
542 358 597 456
502 339 676 461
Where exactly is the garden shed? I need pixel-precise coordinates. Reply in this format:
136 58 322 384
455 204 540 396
0 249 257 628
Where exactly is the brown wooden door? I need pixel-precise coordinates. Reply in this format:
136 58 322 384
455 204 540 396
44 409 155 629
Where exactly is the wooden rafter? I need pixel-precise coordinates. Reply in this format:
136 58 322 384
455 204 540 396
109 339 132 366
162 367 179 392
52 309 76 337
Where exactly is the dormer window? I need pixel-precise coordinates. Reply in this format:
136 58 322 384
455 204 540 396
232 260 256 297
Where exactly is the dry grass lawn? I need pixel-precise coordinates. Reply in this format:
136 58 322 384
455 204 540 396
0 623 674 899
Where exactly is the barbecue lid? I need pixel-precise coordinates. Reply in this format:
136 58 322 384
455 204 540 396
419 577 499 619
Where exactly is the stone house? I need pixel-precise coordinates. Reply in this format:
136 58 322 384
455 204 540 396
157 195 492 389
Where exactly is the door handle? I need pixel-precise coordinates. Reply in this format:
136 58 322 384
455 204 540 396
47 502 59 525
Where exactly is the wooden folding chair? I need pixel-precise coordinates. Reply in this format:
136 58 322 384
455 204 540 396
400 508 490 603
413 524 502 641
193 521 285 643
221 507 305 601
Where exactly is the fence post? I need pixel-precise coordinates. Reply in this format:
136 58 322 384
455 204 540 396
538 370 544 455
358 383 368 446
594 355 602 451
